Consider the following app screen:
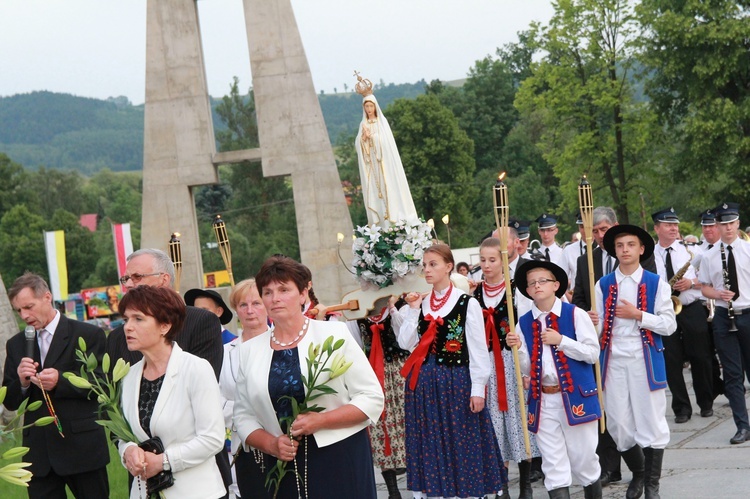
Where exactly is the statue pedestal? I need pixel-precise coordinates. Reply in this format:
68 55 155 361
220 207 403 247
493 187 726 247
340 273 471 320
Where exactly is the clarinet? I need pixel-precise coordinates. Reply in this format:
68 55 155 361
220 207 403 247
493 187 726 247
720 243 739 332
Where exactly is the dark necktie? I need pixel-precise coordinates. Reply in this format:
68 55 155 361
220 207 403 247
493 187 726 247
605 254 612 275
545 248 550 262
665 247 675 281
728 245 740 299
666 247 679 296
708 244 714 250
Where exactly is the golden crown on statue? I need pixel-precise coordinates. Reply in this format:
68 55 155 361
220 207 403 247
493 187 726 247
353 70 373 97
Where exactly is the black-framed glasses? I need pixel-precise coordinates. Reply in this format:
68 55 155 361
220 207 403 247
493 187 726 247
119 272 163 285
527 278 557 288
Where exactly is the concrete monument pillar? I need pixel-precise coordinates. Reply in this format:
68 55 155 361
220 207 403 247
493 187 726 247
140 0 217 293
242 0 355 304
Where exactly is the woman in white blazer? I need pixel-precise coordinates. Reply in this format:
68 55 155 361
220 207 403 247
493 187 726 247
234 256 384 498
220 278 271 498
117 286 226 499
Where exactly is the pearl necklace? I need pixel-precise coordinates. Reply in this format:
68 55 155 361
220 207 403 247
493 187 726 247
271 318 309 347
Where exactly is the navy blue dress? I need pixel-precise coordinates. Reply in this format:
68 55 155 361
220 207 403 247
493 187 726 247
404 297 507 497
265 348 377 499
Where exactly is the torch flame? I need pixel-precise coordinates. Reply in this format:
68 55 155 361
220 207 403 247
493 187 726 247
498 172 506 181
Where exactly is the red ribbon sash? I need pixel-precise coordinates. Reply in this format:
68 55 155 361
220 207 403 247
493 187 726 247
401 315 443 390
483 307 508 411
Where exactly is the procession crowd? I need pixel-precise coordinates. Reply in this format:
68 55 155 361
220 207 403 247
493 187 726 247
3 200 748 499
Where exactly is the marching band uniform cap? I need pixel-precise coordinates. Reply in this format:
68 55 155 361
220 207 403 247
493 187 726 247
515 260 568 299
184 288 234 325
535 213 558 229
700 209 716 226
602 224 655 262
714 202 740 223
516 220 531 241
651 207 680 224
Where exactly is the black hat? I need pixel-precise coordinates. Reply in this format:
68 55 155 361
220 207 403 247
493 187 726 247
602 224 655 262
700 209 716 226
184 288 233 325
714 202 740 223
651 207 680 224
515 260 568 299
535 213 557 229
516 220 531 240
575 211 584 225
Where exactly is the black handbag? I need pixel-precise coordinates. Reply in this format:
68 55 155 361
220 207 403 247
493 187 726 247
138 437 175 496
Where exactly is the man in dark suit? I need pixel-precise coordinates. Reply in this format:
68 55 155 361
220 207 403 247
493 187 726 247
3 273 109 498
570 206 656 493
105 248 228 496
105 248 223 377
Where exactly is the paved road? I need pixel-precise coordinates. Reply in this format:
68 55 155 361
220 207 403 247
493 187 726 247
376 368 750 498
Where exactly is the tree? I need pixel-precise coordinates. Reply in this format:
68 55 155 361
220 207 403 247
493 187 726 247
0 154 37 219
385 94 479 246
515 0 664 223
637 0 750 215
0 205 47 281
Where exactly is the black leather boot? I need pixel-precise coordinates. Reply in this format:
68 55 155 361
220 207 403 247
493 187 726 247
518 460 533 499
621 445 645 499
547 487 570 498
583 479 603 499
495 481 510 499
382 469 402 499
643 447 664 499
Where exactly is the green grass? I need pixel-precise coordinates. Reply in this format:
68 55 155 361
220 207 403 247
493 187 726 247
0 439 130 498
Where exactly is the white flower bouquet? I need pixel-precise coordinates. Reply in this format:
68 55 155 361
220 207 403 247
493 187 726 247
351 219 432 289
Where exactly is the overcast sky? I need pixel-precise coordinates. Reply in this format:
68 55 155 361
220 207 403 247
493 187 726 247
0 0 554 105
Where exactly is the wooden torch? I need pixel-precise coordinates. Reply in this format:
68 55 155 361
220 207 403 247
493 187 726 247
493 172 531 457
168 232 182 293
578 175 606 433
212 215 235 287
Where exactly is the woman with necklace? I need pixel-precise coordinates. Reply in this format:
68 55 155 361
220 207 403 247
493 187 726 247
219 279 271 498
474 237 541 499
118 286 226 499
233 256 384 498
399 244 506 499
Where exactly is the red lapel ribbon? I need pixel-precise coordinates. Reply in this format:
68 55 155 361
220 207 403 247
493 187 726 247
483 307 508 411
401 314 443 390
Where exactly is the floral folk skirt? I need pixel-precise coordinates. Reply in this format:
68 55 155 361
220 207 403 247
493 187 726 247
405 356 507 497
488 349 542 463
370 359 407 470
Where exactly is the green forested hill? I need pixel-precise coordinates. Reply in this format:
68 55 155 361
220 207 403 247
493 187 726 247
0 81 427 173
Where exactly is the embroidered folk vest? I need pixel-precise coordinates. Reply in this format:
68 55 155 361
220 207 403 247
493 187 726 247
519 302 601 433
599 271 667 391
417 294 471 366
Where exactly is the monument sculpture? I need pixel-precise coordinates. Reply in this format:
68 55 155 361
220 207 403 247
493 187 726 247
140 0 355 303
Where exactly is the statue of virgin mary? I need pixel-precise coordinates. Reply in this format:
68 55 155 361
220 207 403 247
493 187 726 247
354 74 418 227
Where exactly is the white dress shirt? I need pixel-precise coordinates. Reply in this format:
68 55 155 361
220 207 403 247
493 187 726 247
699 237 750 309
654 241 701 305
542 243 565 268
562 241 587 290
398 286 491 398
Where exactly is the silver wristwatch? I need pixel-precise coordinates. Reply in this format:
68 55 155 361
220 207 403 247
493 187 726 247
162 453 171 472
